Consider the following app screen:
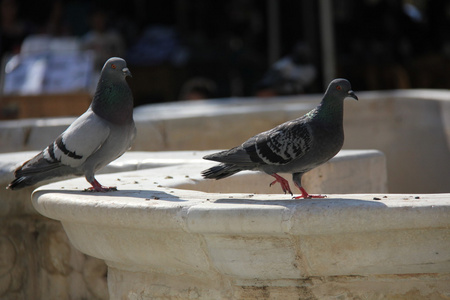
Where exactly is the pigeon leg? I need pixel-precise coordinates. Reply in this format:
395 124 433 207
269 173 293 196
85 178 117 192
293 185 326 199
292 173 326 199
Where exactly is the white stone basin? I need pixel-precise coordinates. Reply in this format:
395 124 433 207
3 89 450 193
3 88 450 298
30 150 450 299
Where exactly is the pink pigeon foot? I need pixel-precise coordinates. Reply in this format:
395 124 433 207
85 178 117 192
269 173 293 196
293 186 326 199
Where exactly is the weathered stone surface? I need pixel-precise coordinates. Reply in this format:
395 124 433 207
108 269 450 300
0 149 387 203
0 117 74 153
180 149 387 195
2 88 450 299
342 93 450 193
30 155 450 300
0 148 388 299
0 216 107 300
0 151 109 300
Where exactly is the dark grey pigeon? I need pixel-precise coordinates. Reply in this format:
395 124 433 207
202 78 358 198
8 57 136 192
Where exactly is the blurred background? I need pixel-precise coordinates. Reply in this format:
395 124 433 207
1 0 450 117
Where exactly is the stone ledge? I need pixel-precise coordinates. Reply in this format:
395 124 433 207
27 149 449 299
178 149 387 195
40 190 443 235
0 149 387 215
28 148 388 233
32 182 450 298
32 184 450 257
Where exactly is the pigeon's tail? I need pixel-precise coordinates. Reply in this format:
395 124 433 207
7 173 55 190
7 152 73 190
7 176 35 190
201 163 242 180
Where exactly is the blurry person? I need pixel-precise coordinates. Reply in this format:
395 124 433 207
81 9 125 70
256 42 317 97
179 77 217 100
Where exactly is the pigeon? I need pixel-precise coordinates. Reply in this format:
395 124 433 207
202 78 358 198
7 57 136 192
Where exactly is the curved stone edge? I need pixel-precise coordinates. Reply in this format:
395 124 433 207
32 183 450 280
32 181 450 236
29 148 445 237
1 149 387 216
29 154 450 297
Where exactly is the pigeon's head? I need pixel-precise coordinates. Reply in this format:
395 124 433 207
327 78 358 101
102 57 132 79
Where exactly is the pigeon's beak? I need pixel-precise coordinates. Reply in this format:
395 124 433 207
347 90 358 100
122 67 132 78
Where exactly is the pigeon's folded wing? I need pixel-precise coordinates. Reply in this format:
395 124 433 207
245 120 312 165
44 110 110 168
204 120 313 167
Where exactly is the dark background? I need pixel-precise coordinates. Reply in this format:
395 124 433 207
2 0 450 106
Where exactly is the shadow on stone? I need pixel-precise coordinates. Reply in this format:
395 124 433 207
213 197 388 208
33 189 184 202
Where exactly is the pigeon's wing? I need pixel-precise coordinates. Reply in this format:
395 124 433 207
9 110 111 189
204 118 312 166
42 109 110 168
243 120 312 165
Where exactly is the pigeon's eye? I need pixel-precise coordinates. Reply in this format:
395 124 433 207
111 64 116 69
336 85 342 91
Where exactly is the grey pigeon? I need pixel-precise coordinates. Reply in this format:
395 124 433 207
202 78 358 198
7 57 136 192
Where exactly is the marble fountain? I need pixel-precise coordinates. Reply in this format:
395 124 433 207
1 90 449 299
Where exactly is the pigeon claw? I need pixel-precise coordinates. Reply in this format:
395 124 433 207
86 178 118 192
292 186 326 199
292 194 327 199
269 174 293 196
